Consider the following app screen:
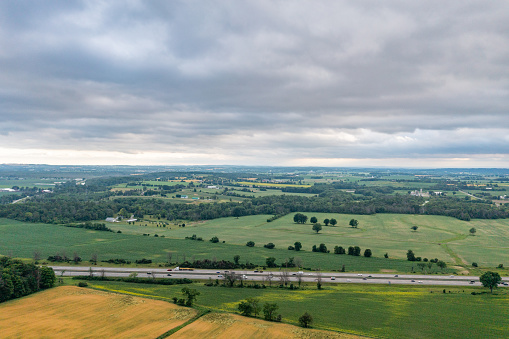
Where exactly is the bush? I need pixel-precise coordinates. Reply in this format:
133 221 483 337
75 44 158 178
363 249 372 257
78 281 88 287
210 236 219 243
264 243 275 249
472 262 478 267
288 245 295 250
246 241 255 247
299 312 313 328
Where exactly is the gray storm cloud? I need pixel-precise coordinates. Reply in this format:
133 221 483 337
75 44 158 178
0 1 508 166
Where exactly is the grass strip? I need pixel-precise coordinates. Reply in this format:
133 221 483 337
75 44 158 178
156 309 211 339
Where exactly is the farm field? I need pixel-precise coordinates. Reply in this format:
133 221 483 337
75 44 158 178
87 280 509 339
172 312 361 339
112 213 509 267
0 286 197 338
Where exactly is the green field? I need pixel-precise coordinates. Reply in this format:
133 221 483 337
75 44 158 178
83 279 509 339
111 213 509 268
0 218 417 272
2 211 507 270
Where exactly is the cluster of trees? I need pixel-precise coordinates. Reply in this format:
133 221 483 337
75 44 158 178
178 259 257 270
173 287 200 307
2 186 509 225
0 257 56 303
238 298 281 322
406 250 446 269
237 298 313 327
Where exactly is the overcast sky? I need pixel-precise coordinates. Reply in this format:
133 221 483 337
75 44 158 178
1 1 508 167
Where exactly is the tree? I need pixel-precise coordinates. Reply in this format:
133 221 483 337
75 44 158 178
266 257 277 267
312 223 322 233
39 266 56 289
349 219 358 228
364 249 372 257
264 243 275 249
210 236 219 243
223 271 239 287
263 302 279 321
323 218 329 226
299 312 313 328
316 269 323 290
294 241 302 251
411 226 418 231
353 246 361 256
469 227 476 236
238 297 261 317
330 218 337 226
334 246 345 254
318 243 327 253
233 255 240 265
407 250 416 261
180 287 200 306
246 241 255 247
437 260 447 271
293 213 308 224
347 246 355 255
310 216 317 224
480 271 502 293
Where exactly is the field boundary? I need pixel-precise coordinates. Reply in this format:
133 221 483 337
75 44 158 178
156 309 211 338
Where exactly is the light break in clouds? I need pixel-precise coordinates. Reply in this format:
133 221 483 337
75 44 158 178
1 1 509 167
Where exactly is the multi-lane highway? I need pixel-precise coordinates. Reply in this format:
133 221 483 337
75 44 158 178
50 266 509 287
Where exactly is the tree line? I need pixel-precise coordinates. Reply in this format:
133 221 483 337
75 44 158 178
0 256 56 303
1 187 509 225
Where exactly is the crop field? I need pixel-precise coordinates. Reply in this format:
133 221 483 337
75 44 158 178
172 312 361 339
0 286 197 338
87 280 509 339
111 213 509 268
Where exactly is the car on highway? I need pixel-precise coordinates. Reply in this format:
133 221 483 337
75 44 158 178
418 281 423 283
167 273 172 276
218 275 223 278
362 278 367 280
357 274 363 276
470 280 475 284
394 275 398 277
147 272 152 275
346 279 351 282
411 279 415 282
331 277 336 280
167 269 172 271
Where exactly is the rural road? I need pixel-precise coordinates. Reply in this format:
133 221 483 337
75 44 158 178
50 266 509 288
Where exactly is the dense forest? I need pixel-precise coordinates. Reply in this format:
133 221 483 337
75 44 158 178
0 257 56 303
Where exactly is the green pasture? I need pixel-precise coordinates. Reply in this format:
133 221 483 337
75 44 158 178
0 218 415 272
111 213 508 267
85 280 509 339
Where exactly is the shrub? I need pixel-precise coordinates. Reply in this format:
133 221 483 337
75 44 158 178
288 245 295 250
472 262 478 267
264 243 275 249
78 281 88 287
246 241 255 247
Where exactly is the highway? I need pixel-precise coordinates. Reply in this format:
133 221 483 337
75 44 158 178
49 266 509 287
